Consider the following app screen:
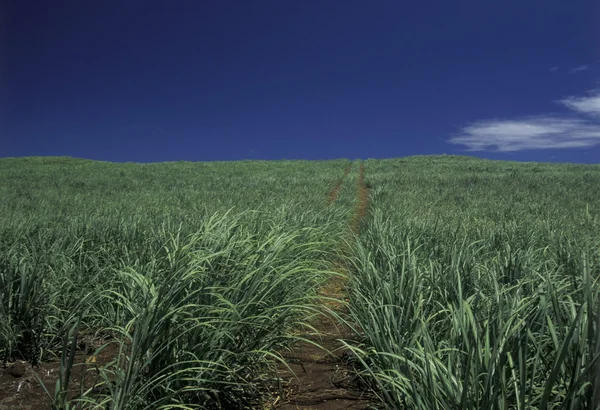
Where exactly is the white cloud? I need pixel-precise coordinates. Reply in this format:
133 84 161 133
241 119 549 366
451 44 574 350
568 65 590 74
448 90 600 152
549 66 559 72
559 91 600 117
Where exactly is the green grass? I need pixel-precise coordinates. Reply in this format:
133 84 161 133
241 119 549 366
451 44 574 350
0 156 354 408
2 154 600 409
343 156 600 409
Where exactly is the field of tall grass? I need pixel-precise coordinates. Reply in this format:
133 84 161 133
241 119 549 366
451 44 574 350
2 155 599 409
0 157 354 409
343 156 600 409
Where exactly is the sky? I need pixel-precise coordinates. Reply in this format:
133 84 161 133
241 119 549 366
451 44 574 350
1 0 600 163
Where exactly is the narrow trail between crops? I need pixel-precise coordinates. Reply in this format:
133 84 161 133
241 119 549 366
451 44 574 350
328 163 353 205
351 164 369 235
273 162 375 410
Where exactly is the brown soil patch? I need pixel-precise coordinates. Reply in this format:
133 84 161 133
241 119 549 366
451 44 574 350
327 163 353 205
273 274 376 410
0 342 118 410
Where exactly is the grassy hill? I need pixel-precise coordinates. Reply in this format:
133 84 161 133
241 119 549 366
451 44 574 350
352 156 600 409
1 155 599 409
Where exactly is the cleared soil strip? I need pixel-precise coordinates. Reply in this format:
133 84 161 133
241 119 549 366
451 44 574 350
0 339 117 410
327 163 353 205
275 162 375 410
351 164 369 235
274 289 374 409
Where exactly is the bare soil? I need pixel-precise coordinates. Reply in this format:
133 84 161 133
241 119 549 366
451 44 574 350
0 342 117 410
272 275 377 410
327 164 353 205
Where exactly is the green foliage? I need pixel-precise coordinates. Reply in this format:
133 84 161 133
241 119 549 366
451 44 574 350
344 156 600 409
0 157 353 408
4 154 600 409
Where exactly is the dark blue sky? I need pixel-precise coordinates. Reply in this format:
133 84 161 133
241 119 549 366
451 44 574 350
2 0 600 162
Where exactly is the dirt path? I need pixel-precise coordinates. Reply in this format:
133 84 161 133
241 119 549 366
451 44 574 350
274 162 375 410
351 164 369 234
327 163 353 205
